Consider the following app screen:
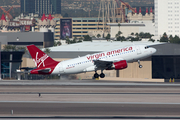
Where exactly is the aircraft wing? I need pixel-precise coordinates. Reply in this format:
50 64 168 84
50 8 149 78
93 59 124 69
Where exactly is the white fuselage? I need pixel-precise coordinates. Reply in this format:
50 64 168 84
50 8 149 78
52 45 156 74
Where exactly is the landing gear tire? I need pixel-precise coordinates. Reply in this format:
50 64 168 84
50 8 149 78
139 65 143 68
138 60 143 68
94 73 99 78
100 73 105 78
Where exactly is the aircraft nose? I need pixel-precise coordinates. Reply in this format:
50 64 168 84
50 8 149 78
151 48 156 54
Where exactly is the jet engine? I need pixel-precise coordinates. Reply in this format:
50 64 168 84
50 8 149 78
107 60 127 70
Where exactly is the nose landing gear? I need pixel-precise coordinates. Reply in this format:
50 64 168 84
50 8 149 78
138 60 143 68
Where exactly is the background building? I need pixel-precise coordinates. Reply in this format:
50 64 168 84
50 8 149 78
51 0 61 14
20 0 35 14
0 14 55 48
20 0 61 16
155 0 180 37
107 23 145 38
107 8 154 38
1 50 24 79
0 32 54 48
20 0 155 40
72 18 103 38
52 17 105 40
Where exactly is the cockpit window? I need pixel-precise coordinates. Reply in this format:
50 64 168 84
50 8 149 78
145 46 150 49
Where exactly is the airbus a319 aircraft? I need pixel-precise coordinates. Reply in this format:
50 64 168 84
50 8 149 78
27 44 156 78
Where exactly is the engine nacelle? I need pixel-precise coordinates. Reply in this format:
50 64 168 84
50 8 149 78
107 60 128 70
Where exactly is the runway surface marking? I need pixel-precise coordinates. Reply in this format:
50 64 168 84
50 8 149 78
0 94 179 103
1 92 180 94
1 101 180 104
1 103 180 117
0 80 180 86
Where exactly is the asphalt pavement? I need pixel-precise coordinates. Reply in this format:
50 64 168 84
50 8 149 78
0 79 180 119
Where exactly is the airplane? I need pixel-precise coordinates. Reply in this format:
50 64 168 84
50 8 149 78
27 44 156 78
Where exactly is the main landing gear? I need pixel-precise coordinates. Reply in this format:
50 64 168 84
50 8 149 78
94 72 99 78
138 60 143 68
94 70 105 78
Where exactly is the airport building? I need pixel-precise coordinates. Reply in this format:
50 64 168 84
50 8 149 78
0 42 25 79
1 50 25 79
0 32 54 48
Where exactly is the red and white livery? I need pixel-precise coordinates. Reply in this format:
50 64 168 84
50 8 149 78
27 44 156 78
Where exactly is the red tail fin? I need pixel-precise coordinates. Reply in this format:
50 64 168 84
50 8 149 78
27 45 59 68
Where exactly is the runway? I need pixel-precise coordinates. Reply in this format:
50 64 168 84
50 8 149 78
1 102 180 116
0 79 180 119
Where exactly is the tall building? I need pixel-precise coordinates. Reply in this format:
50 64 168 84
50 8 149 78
51 0 61 14
21 0 61 15
35 0 52 15
21 0 35 14
155 0 180 37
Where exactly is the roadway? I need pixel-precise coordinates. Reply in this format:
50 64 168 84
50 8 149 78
0 79 180 119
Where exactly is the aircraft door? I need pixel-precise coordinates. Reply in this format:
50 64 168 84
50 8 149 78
136 46 141 55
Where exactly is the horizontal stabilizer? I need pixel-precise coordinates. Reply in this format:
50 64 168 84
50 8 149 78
30 68 51 74
37 68 51 73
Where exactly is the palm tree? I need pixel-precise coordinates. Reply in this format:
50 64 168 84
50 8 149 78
3 45 16 51
105 34 111 41
43 48 51 55
97 34 101 38
84 35 92 41
135 33 139 37
79 37 83 41
57 41 61 46
148 39 155 42
160 32 169 42
66 36 70 44
115 31 122 38
139 32 144 38
118 23 121 31
169 35 173 41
